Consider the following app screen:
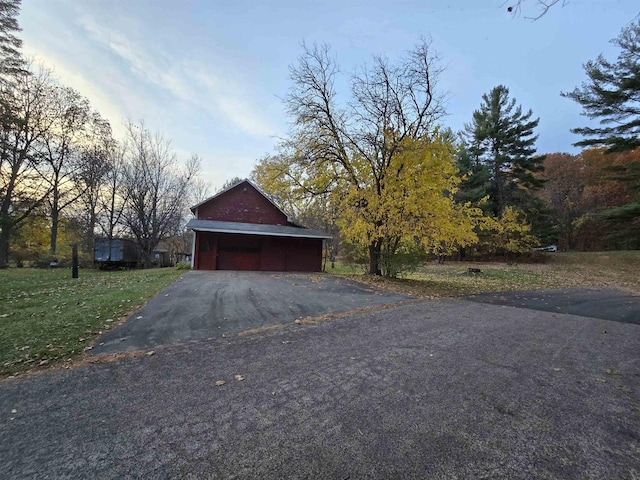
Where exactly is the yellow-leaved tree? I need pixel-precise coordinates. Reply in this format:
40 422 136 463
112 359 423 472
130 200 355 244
274 40 480 275
337 134 484 276
253 132 486 277
480 206 537 254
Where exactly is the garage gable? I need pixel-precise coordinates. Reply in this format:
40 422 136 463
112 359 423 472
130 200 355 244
191 179 289 225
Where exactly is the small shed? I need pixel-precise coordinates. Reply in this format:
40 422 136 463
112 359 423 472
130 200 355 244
186 179 332 272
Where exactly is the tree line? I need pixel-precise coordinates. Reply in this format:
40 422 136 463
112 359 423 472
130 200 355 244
2 1 638 274
253 20 640 276
0 1 204 268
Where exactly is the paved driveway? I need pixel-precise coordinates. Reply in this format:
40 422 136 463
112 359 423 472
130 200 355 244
1 297 639 479
465 287 640 325
91 271 412 355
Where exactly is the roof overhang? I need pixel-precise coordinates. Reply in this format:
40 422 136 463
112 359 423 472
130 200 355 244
186 219 333 240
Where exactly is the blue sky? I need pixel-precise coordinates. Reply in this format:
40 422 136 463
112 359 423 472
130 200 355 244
19 0 639 190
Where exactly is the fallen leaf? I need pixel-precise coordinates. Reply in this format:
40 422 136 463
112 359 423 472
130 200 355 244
215 380 225 387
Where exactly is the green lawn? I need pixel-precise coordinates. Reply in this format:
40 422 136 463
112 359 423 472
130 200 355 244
0 267 183 377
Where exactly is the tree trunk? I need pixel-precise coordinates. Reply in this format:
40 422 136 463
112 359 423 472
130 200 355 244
0 172 17 269
0 219 11 268
50 207 59 256
142 246 153 269
492 165 504 217
368 240 382 275
85 209 97 259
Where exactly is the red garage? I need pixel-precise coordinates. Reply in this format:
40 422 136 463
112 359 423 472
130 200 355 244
186 179 332 272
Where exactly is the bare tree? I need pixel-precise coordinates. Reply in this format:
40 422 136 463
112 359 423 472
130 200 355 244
98 141 128 244
0 66 55 267
189 161 212 204
34 85 94 257
504 0 567 20
284 40 445 274
77 114 113 255
121 121 199 268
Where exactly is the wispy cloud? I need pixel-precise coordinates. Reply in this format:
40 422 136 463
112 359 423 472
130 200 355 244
77 15 279 139
21 44 131 139
190 70 280 138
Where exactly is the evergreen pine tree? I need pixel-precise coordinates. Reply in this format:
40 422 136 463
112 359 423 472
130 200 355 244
563 20 640 246
454 143 491 208
463 85 544 217
0 0 24 78
562 20 640 153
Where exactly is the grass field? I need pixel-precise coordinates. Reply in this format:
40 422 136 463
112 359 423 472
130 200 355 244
328 251 640 298
0 267 183 377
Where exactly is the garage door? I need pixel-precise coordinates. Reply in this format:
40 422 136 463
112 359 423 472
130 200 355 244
217 246 261 270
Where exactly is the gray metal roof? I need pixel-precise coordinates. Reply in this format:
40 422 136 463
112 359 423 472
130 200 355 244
186 219 333 240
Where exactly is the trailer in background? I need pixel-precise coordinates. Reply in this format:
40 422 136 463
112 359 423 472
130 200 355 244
150 247 172 268
94 237 141 269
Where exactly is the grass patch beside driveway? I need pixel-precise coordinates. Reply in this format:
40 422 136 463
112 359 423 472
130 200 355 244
0 268 183 377
330 251 640 297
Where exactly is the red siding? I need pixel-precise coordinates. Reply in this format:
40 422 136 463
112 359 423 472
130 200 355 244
261 237 286 271
194 232 217 270
284 238 323 272
192 232 323 272
197 182 287 225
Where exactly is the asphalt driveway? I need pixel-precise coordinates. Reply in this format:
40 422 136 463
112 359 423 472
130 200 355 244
91 271 413 355
465 287 640 325
1 297 639 479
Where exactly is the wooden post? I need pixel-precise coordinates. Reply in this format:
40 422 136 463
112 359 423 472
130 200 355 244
72 244 79 279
